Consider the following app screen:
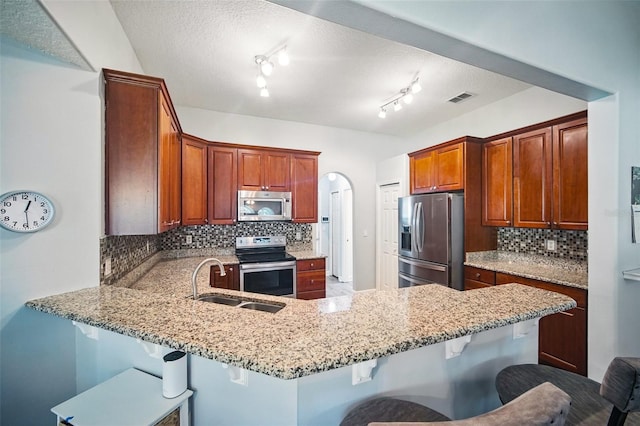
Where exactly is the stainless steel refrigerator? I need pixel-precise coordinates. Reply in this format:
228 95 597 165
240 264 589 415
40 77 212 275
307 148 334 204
398 192 464 290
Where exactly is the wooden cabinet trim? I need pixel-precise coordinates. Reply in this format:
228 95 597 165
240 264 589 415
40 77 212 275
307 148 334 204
485 111 587 143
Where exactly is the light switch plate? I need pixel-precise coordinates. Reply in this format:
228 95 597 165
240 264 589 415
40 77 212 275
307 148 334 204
186 235 193 244
104 257 112 276
546 240 556 251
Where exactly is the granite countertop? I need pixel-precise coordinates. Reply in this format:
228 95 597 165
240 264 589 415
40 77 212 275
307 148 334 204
287 250 326 260
26 257 576 380
465 251 587 290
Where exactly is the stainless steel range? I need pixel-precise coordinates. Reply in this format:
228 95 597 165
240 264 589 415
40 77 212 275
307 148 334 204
236 236 296 297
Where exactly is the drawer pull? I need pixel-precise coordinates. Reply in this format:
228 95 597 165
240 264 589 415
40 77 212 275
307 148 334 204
475 273 481 278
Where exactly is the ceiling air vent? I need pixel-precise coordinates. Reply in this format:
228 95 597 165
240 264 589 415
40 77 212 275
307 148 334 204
448 92 474 104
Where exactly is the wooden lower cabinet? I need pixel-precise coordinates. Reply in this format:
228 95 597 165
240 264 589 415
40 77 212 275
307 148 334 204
209 264 239 291
296 258 326 300
464 266 496 290
495 272 587 376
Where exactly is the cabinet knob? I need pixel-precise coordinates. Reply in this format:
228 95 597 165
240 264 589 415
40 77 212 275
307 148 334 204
310 263 314 268
475 273 481 278
506 220 511 225
310 280 315 284
204 218 208 224
229 267 233 271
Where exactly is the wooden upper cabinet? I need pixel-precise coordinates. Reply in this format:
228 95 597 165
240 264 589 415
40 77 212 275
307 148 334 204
104 69 182 235
482 137 513 226
552 117 588 230
410 142 464 194
435 143 464 191
208 145 237 224
181 135 208 226
513 127 553 228
291 153 318 223
237 148 290 191
161 94 182 232
511 116 588 230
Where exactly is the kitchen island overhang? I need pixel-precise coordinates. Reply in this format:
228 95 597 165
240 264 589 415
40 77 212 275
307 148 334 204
26 283 574 380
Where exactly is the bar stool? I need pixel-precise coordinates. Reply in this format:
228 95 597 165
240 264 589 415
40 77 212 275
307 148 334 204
341 382 571 426
496 357 640 426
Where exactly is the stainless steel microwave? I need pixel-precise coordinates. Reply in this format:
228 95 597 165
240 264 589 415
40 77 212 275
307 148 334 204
237 190 292 222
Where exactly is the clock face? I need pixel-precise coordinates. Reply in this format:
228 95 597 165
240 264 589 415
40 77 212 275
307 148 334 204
0 191 55 233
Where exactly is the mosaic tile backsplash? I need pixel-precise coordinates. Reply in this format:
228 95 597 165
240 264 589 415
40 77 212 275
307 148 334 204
100 222 313 285
497 227 588 262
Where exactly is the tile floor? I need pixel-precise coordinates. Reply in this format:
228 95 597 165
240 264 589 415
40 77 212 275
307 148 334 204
325 275 355 297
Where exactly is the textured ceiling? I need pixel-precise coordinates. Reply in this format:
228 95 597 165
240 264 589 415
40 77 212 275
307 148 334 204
0 0 92 70
110 0 532 137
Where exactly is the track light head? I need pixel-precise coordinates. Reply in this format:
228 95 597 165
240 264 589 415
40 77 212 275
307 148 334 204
256 74 267 88
260 87 270 97
278 47 290 66
378 108 387 119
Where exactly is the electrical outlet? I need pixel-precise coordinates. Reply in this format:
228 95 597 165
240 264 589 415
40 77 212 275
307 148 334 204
295 232 301 241
546 239 556 251
104 257 112 277
186 235 193 244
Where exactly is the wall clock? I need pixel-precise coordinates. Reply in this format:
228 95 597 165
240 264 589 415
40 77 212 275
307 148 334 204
0 190 55 232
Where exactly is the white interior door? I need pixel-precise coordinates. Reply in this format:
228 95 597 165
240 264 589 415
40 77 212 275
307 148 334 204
342 188 353 282
330 191 341 278
381 183 400 290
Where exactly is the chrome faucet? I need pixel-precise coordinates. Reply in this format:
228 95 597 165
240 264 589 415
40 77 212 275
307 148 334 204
192 258 226 300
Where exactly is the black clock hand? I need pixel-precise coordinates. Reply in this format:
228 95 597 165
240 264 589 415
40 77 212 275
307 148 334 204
24 201 31 212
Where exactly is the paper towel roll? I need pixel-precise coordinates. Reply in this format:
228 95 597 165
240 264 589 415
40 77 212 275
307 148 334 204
162 351 187 398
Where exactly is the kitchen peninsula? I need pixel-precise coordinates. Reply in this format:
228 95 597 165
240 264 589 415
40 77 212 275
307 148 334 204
27 264 575 425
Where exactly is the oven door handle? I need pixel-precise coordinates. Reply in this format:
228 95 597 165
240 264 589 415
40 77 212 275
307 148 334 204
240 261 297 271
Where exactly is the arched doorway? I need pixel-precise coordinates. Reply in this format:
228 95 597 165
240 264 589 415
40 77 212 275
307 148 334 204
318 172 354 296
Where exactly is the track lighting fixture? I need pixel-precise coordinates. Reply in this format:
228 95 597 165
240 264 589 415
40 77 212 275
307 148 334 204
378 76 422 118
254 45 289 97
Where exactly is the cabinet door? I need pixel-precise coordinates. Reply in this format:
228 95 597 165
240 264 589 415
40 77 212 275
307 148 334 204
539 307 587 375
513 127 553 228
209 264 239 291
553 118 588 230
482 137 513 226
208 146 237 224
182 136 208 225
158 96 174 233
237 149 264 191
435 143 464 191
495 272 587 376
410 150 436 194
105 77 158 235
264 151 290 191
291 154 318 223
170 122 182 227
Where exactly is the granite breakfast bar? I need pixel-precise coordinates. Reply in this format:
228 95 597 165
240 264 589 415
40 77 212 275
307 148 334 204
26 257 576 425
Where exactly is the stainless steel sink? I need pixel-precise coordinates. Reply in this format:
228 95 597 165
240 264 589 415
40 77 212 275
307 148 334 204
196 295 242 306
238 301 284 313
195 294 284 313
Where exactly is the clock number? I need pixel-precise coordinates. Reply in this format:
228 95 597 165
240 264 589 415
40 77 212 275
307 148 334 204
21 194 29 200
12 221 17 227
12 196 17 201
3 201 11 207
40 202 45 207
33 221 39 227
23 223 29 229
1 209 5 214
3 216 9 221
40 216 46 221
42 209 48 214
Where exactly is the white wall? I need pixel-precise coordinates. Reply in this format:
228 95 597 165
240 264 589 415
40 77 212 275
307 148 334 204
177 106 403 290
0 1 143 423
363 0 640 380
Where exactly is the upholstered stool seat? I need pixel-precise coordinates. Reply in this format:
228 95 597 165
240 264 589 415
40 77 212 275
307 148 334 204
496 357 640 425
340 397 451 426
343 382 572 426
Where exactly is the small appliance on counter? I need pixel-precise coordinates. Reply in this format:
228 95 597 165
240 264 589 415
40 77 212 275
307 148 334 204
237 190 292 222
236 236 296 297
398 192 464 290
162 350 187 398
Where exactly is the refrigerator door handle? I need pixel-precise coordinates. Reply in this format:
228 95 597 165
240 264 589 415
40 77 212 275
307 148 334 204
411 203 420 252
398 257 447 272
416 202 424 253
